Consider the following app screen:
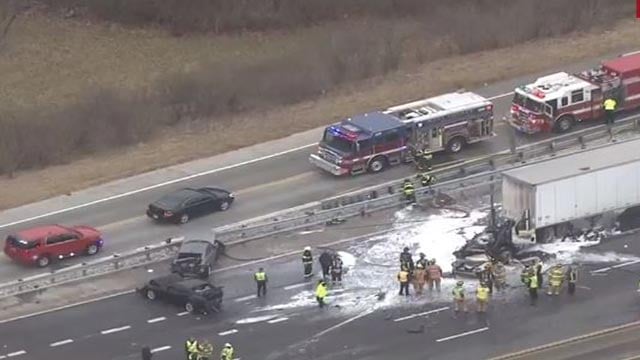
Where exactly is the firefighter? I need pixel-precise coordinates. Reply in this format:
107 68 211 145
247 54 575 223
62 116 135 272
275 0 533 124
452 280 467 315
414 149 433 171
547 264 565 296
535 260 543 289
319 250 334 280
478 263 494 294
603 97 617 125
402 179 416 203
413 253 427 295
398 268 410 296
399 247 414 272
416 172 437 187
254 267 268 297
567 265 578 295
302 246 313 278
220 343 234 360
476 282 490 313
198 342 213 360
521 265 532 287
185 337 199 360
528 270 539 306
427 259 443 292
492 261 507 291
330 253 344 286
316 279 328 308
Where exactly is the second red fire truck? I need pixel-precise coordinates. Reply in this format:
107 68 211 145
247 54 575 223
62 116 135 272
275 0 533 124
309 91 495 176
509 52 640 134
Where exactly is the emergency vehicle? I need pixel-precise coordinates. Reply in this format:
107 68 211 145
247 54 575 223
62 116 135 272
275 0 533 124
309 91 495 176
509 52 640 134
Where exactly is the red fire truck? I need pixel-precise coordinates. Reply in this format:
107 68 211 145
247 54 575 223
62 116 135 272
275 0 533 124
309 91 495 176
509 52 640 134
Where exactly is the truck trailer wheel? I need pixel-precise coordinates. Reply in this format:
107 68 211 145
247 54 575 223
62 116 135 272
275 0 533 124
368 156 387 173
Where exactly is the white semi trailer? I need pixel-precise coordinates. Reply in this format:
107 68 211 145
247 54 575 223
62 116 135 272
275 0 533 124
501 138 640 243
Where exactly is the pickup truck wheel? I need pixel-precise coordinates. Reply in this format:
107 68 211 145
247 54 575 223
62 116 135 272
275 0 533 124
145 289 156 300
185 302 195 313
86 243 99 256
555 116 574 133
179 214 190 224
219 201 230 211
446 137 465 154
36 255 50 268
368 156 387 173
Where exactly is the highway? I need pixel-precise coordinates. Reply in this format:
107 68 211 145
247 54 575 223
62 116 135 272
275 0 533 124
1 220 640 360
1 49 637 285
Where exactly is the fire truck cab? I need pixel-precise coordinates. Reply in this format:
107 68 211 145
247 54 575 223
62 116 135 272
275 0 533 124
309 91 495 176
509 52 640 134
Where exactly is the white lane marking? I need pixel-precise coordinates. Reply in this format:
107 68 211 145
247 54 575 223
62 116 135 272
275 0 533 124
100 325 131 335
0 143 317 229
234 294 257 302
50 339 74 347
0 355 5 359
151 346 172 353
592 259 640 273
6 351 26 357
436 327 489 342
0 229 392 325
147 316 166 323
393 306 449 322
267 317 289 324
218 329 239 336
284 283 307 290
313 309 375 339
487 91 514 100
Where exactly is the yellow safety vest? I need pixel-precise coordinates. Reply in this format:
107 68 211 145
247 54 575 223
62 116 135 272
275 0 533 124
316 284 327 298
604 98 617 111
255 271 266 281
221 347 234 359
398 271 409 283
186 340 198 353
403 183 415 194
476 286 489 301
529 274 538 289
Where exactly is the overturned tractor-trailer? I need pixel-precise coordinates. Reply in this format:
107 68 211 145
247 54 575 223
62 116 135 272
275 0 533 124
502 137 640 244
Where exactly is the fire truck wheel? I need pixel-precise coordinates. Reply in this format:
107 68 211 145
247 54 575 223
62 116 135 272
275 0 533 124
368 156 387 173
555 116 574 133
446 137 465 154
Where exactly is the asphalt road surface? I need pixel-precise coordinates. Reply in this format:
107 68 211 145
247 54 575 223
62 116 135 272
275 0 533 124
2 228 640 360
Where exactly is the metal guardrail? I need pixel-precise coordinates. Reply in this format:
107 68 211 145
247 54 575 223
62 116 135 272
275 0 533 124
0 117 638 299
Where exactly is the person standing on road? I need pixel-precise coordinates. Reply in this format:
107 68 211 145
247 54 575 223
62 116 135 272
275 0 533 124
528 271 539 306
302 246 314 278
427 259 443 292
476 282 490 313
478 263 494 294
329 253 344 286
413 253 427 295
567 265 578 296
254 267 268 297
319 250 334 280
185 337 198 360
452 280 468 315
400 247 414 273
493 261 507 291
398 269 411 296
141 346 153 360
402 179 416 204
603 97 617 125
548 264 565 296
220 343 234 360
316 280 328 308
535 260 543 289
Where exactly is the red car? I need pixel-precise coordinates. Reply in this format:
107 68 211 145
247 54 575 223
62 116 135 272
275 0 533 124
4 224 104 267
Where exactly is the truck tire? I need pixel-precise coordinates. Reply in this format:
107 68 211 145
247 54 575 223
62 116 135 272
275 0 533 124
446 137 465 154
368 156 388 173
555 115 574 133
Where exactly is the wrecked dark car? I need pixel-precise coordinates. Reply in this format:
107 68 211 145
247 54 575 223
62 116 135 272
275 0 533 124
138 274 223 314
170 239 225 279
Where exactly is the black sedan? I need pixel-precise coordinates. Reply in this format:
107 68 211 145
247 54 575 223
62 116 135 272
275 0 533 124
138 274 224 314
146 187 234 224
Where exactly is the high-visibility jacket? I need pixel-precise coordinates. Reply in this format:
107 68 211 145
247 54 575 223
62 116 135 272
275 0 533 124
221 346 234 360
604 98 617 111
427 265 442 280
529 273 538 289
550 268 564 286
316 283 328 298
398 271 410 283
255 271 267 282
403 182 415 195
302 250 313 264
476 286 490 301
452 286 465 300
186 339 199 353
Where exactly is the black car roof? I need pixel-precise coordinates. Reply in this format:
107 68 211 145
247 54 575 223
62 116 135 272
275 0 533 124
178 278 211 289
153 188 203 208
150 273 186 286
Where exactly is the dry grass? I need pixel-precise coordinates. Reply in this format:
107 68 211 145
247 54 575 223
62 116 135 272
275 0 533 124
1 19 639 210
